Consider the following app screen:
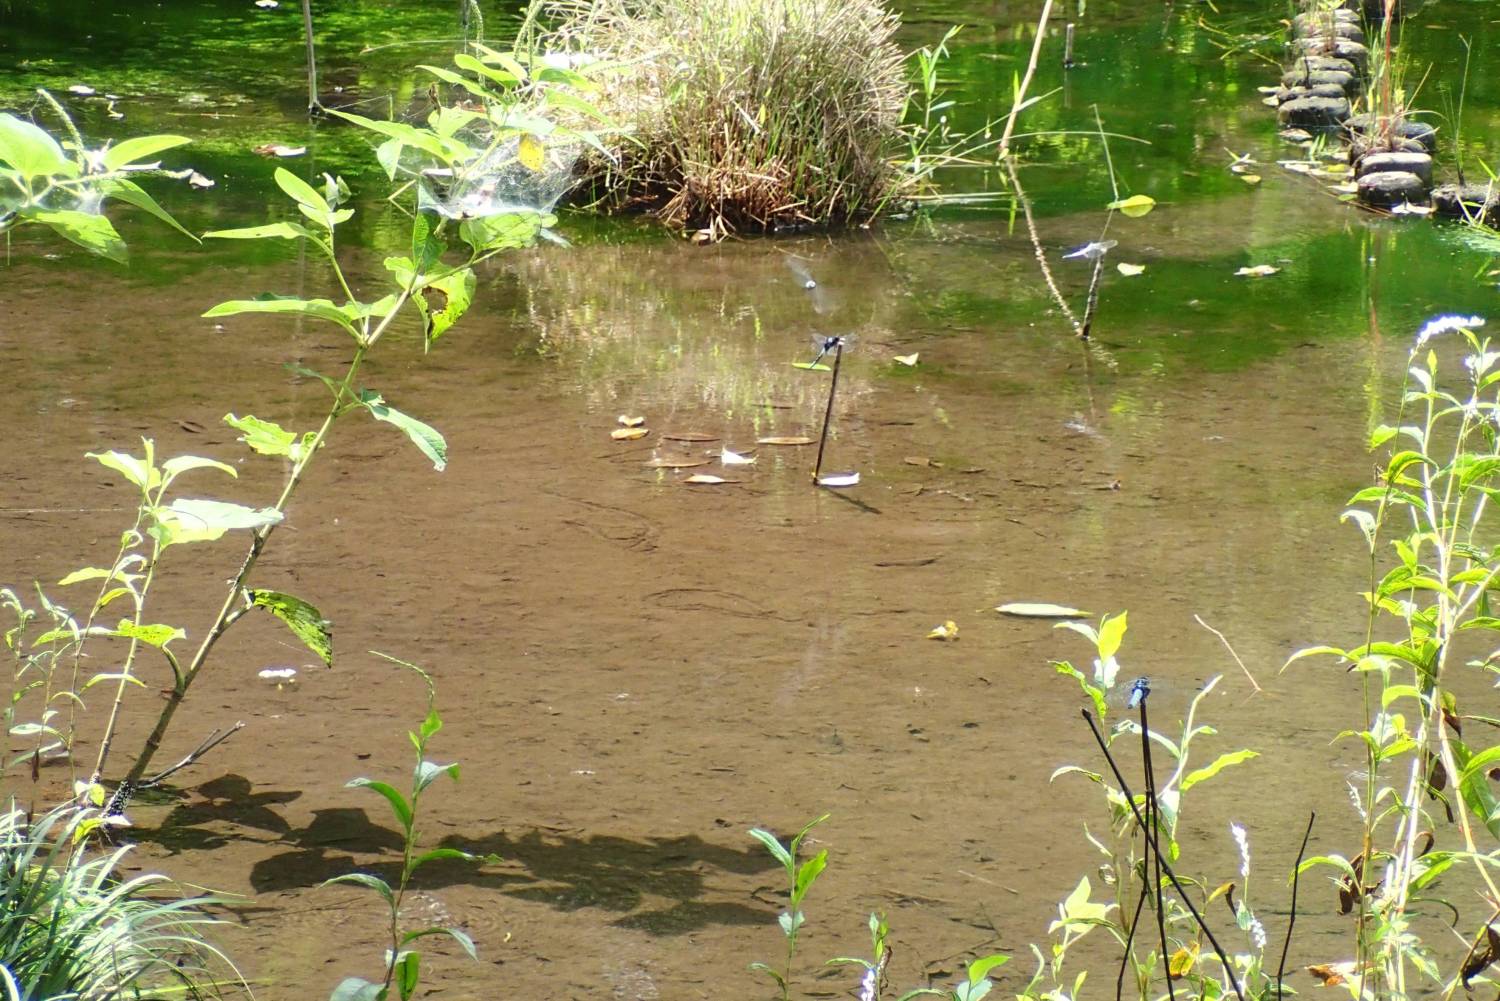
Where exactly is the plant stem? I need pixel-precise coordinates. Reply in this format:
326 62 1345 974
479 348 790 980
999 0 1053 159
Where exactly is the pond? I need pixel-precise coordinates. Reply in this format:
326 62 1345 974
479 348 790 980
4 0 1500 997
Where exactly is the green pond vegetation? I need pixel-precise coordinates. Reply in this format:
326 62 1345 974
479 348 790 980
8 0 1500 998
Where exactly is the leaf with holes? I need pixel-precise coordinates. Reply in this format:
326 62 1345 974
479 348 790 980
248 590 332 667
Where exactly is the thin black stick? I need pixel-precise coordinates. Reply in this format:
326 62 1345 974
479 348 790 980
1139 697 1178 1001
813 342 843 484
1082 709 1247 1001
144 721 246 787
1276 812 1316 1001
1079 256 1106 341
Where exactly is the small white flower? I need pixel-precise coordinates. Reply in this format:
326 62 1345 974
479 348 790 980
1248 915 1267 951
859 966 877 1001
1231 823 1251 878
1415 314 1485 348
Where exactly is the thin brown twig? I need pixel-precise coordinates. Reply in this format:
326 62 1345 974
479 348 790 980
1194 613 1263 694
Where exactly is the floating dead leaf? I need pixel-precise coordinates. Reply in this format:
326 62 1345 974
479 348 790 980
1239 174 1261 185
1279 160 1317 174
617 415 645 427
1261 96 1280 107
720 448 757 466
610 427 649 441
255 0 279 6
817 472 860 488
685 474 738 485
927 620 959 641
253 143 306 158
1255 85 1280 95
1390 202 1433 216
1306 963 1355 987
995 602 1090 618
893 353 920 366
644 457 709 469
662 431 719 442
1332 182 1358 194
904 456 942 468
68 84 96 96
792 361 831 371
758 436 815 446
188 172 215 189
1235 264 1280 277
1116 262 1145 276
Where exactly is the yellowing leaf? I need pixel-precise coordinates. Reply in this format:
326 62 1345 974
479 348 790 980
1107 194 1156 217
518 133 544 172
927 620 959 641
684 474 737 484
1235 264 1280 277
893 353 919 366
758 436 814 446
610 427 648 441
617 415 645 427
1169 945 1199 978
1116 262 1145 276
1239 173 1261 185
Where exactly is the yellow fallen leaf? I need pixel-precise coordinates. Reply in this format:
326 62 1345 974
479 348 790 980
685 474 738 485
617 415 645 427
893 353 919 366
720 448 757 466
1235 264 1280 278
1239 173 1261 185
758 436 815 446
1116 262 1145 276
927 620 959 641
610 427 648 441
1107 193 1156 217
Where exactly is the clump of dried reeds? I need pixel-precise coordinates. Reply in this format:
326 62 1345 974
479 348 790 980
538 0 910 237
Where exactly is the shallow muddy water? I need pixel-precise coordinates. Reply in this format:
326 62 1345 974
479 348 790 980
5 0 1500 998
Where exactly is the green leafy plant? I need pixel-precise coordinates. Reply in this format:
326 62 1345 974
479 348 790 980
1040 613 1267 1001
749 813 831 999
0 800 237 1000
2 586 81 788
1287 313 1500 997
0 90 195 263
324 656 486 1001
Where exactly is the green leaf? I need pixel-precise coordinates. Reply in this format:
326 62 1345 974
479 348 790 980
224 413 314 461
328 976 385 1001
457 211 552 253
321 872 396 905
274 166 328 212
748 828 794 871
58 566 138 587
1453 740 1500 841
395 952 420 1001
1106 194 1156 217
203 295 359 337
113 620 185 648
97 178 197 241
414 759 459 793
20 208 126 262
0 113 73 179
150 498 283 548
453 51 523 87
419 64 493 100
792 849 826 903
1097 611 1127 660
348 777 413 831
161 455 237 485
204 221 315 241
87 448 158 492
411 211 444 273
420 267 475 348
411 848 476 869
1180 749 1259 791
356 390 448 471
967 955 1010 985
101 135 191 171
326 110 472 166
406 926 477 959
248 590 333 667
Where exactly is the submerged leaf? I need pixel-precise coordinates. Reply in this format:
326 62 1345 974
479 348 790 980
684 474 737 484
893 353 920 366
617 415 645 427
996 602 1090 618
720 448 757 466
644 456 709 469
662 432 719 442
817 472 860 488
611 427 649 441
758 436 815 446
1116 262 1145 276
1235 264 1280 277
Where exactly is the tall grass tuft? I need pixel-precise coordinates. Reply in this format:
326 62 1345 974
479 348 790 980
539 0 910 236
0 803 237 1001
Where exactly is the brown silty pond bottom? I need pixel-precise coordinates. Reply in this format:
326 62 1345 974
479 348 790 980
2 206 1409 997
